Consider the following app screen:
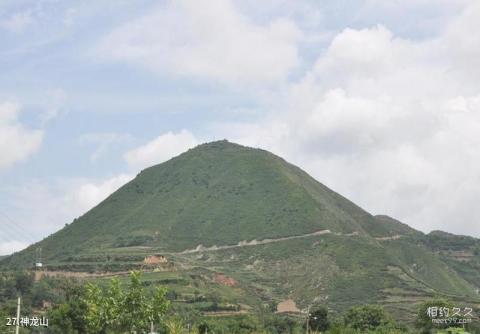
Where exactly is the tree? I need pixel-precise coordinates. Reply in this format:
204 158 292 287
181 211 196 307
83 278 122 333
0 275 17 300
31 279 55 308
82 271 170 333
343 305 393 331
48 283 88 334
265 315 298 334
49 303 77 334
118 271 170 332
14 271 34 295
307 305 330 332
0 307 12 334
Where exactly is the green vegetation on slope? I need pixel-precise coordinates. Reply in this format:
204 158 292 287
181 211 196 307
423 231 480 294
1 140 478 328
2 141 398 266
2 272 477 333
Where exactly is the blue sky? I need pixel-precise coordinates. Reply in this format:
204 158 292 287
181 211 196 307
1 0 480 254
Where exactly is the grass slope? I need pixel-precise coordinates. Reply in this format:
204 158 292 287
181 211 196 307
1 140 478 322
3 141 396 265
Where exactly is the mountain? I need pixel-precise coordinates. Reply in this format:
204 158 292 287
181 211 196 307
424 231 480 291
2 140 479 323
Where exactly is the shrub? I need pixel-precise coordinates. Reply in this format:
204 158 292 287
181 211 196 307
344 305 394 331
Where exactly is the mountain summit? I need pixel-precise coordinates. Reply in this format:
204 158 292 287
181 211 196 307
20 140 400 257
3 141 479 321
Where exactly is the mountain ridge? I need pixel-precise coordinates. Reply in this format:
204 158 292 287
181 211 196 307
1 140 479 323
4 140 420 261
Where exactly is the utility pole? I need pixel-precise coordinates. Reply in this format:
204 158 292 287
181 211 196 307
305 305 311 334
35 247 43 270
15 297 21 334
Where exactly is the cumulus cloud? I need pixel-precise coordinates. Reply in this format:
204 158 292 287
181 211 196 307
4 174 134 249
71 174 134 212
95 0 301 86
124 130 198 170
3 0 480 247
216 3 480 237
3 129 198 252
0 102 43 170
439 1 480 83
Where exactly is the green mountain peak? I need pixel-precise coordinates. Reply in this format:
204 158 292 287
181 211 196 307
2 141 479 321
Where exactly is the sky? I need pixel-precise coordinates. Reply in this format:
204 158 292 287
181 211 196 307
1 0 480 255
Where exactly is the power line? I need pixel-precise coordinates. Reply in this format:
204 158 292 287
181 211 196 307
0 210 38 254
0 210 37 244
0 221 34 245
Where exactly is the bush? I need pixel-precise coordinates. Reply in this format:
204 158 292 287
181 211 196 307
343 305 394 331
307 305 330 332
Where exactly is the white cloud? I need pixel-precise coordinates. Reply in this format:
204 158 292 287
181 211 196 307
439 1 480 83
0 241 28 256
124 130 198 170
96 0 301 86
3 129 190 247
3 129 196 248
2 128 192 249
0 102 43 170
362 0 473 14
71 174 134 212
5 174 134 245
0 10 33 33
3 0 480 244
215 3 480 237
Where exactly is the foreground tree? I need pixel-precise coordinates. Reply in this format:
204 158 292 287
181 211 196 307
48 281 88 334
118 271 170 333
83 271 170 333
83 279 122 333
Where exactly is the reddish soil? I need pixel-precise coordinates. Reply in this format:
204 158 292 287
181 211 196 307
214 273 238 287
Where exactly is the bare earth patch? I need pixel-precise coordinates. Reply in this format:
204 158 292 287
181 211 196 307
276 299 301 313
214 273 238 287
